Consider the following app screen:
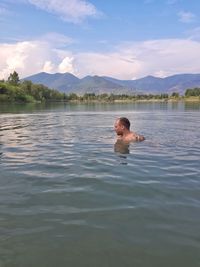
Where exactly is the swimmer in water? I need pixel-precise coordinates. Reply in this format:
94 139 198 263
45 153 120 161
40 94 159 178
114 117 145 143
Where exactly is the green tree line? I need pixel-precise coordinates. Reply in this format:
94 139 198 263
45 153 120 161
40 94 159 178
185 88 200 97
0 71 67 102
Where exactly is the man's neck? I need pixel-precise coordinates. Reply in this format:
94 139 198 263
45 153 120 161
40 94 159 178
122 129 131 137
117 129 131 139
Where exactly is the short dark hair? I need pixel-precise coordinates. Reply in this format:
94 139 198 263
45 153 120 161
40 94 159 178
119 117 130 130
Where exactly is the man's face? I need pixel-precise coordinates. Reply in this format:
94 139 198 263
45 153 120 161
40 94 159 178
114 119 124 135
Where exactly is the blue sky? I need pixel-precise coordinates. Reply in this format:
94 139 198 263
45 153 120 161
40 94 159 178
0 0 200 79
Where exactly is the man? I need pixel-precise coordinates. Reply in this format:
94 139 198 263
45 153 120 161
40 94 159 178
114 117 145 142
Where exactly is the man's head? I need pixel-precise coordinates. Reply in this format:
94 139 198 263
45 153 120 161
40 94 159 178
114 117 130 135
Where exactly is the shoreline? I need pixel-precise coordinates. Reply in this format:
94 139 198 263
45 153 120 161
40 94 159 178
68 97 200 103
0 97 200 104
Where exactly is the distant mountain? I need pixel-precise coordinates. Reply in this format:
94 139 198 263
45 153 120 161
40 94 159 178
24 72 80 91
103 75 164 92
23 72 127 94
162 74 200 94
23 72 200 95
103 74 200 94
72 75 125 94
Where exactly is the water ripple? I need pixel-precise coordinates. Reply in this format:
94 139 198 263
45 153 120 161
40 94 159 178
0 104 200 267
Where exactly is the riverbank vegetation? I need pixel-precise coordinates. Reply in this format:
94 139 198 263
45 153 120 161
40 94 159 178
0 71 200 103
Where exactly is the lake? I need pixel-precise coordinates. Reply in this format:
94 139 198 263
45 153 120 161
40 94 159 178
0 102 200 267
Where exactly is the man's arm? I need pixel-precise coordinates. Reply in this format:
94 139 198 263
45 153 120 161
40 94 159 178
136 134 145 142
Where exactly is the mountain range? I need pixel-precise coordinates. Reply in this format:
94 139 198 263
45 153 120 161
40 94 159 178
23 72 200 95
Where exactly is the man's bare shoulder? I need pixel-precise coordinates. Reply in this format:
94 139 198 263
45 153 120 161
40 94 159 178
125 132 145 142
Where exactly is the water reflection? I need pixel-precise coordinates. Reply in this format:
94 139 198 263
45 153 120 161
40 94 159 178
0 143 3 160
1 101 199 114
0 126 3 160
184 101 200 110
114 140 130 154
114 140 130 165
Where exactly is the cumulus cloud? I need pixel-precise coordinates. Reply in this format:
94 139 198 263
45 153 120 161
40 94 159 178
72 52 143 79
0 32 77 79
42 61 55 72
0 39 75 79
178 11 196 23
1 36 200 80
27 0 99 23
58 56 75 73
118 39 200 78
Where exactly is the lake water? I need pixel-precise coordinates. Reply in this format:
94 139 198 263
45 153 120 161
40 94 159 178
0 102 200 267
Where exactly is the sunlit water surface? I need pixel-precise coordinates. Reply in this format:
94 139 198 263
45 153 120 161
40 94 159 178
0 102 200 267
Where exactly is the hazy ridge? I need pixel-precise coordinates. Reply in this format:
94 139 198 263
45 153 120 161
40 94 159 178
23 72 200 94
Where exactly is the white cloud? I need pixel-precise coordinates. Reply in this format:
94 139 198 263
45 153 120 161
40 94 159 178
0 40 75 79
178 11 196 23
42 61 55 72
27 0 99 23
0 33 77 79
58 56 74 73
1 37 200 80
118 39 200 77
73 52 143 79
